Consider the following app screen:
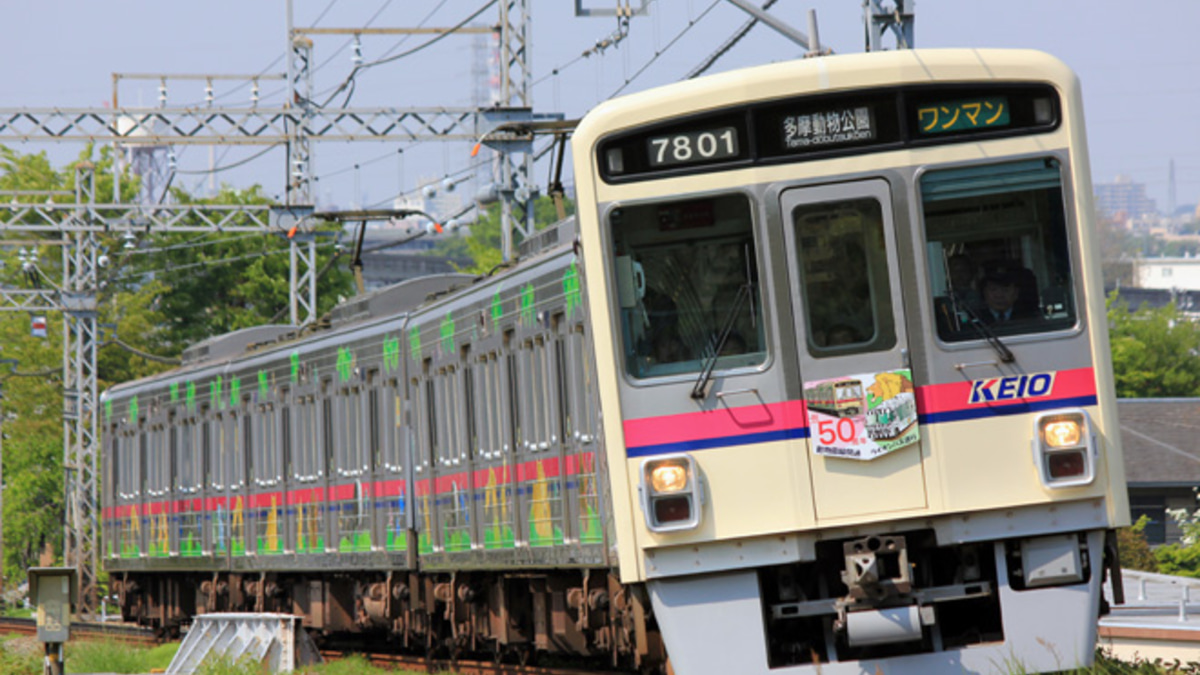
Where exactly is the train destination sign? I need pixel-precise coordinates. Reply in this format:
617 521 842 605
598 84 1057 182
917 97 1010 135
781 106 875 150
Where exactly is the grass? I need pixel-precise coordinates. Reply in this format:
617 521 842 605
65 638 179 674
302 653 417 675
40 637 417 675
5 638 1174 675
0 634 42 675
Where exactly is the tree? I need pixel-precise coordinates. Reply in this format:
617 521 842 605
1117 515 1158 573
433 195 575 274
110 185 353 350
0 144 354 587
1107 294 1200 398
1153 505 1200 578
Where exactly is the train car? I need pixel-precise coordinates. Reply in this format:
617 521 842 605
866 395 918 441
571 48 1127 674
102 231 657 665
805 379 865 417
102 48 1127 675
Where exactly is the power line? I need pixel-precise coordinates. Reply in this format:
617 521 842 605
317 0 499 108
609 0 721 98
686 0 777 79
173 145 281 175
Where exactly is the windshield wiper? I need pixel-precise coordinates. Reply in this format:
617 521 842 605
692 283 752 400
956 301 1015 364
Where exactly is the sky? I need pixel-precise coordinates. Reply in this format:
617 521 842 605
0 1 1196 217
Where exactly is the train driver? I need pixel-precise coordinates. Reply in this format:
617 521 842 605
978 260 1038 324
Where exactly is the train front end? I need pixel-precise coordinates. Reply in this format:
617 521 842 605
572 49 1127 674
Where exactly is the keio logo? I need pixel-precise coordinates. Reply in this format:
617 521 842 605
968 372 1055 405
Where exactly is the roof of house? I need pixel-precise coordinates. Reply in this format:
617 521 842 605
1118 399 1200 487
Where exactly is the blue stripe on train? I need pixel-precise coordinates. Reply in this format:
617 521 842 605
917 395 1098 425
625 426 810 458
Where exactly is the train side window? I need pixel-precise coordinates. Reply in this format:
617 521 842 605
504 332 520 456
368 385 381 471
465 353 489 456
236 410 249 490
172 424 183 492
138 432 148 498
609 193 766 379
921 158 1077 341
462 349 478 461
297 395 314 479
383 380 403 473
553 318 570 445
422 363 437 470
565 324 597 443
792 197 896 357
280 405 291 480
338 386 362 477
322 392 334 478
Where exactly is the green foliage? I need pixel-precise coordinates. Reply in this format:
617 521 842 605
65 638 178 674
434 195 575 274
0 635 41 675
1107 294 1200 398
1153 503 1200 577
301 654 411 675
194 653 262 675
111 185 352 350
1117 515 1158 572
0 144 353 591
140 641 183 671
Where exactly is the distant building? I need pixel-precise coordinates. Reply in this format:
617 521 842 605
1095 175 1158 221
1131 257 1200 291
1119 399 1200 545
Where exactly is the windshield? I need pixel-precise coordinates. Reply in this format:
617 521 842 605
609 194 766 379
922 158 1077 342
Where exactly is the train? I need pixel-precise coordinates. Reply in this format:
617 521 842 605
103 49 1128 674
804 379 866 417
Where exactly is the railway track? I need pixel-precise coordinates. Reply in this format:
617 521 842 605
2 616 629 675
0 615 158 646
321 649 631 675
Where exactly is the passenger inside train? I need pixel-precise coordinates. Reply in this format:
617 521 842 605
611 194 767 378
924 158 1078 342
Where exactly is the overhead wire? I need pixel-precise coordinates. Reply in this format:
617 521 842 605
686 0 778 79
531 1 663 91
365 156 493 210
609 0 722 98
172 145 281 175
126 233 265 256
317 0 499 109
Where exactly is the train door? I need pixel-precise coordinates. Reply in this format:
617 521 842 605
412 359 438 553
780 179 927 520
557 314 602 545
472 348 516 549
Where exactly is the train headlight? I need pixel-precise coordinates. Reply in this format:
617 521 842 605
1032 410 1095 488
640 454 703 532
649 462 689 493
1042 419 1081 447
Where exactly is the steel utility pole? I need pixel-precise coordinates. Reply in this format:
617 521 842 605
0 0 543 616
864 0 915 51
0 359 15 600
0 172 293 617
